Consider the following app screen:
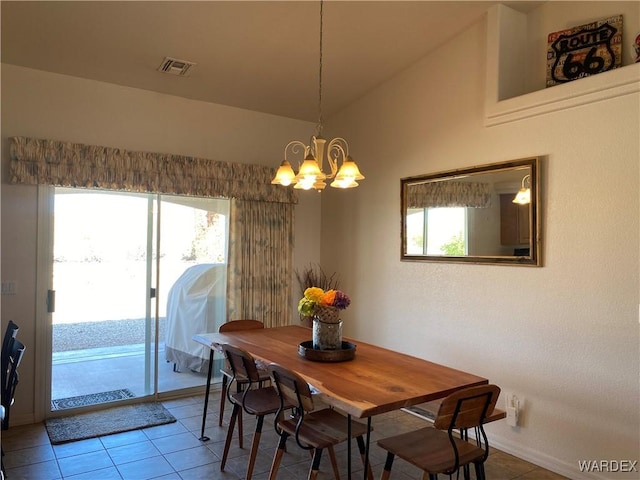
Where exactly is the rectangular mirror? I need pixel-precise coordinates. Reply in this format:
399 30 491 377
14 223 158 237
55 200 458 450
401 157 541 266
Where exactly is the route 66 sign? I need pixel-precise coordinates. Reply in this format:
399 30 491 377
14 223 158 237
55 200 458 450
546 15 622 87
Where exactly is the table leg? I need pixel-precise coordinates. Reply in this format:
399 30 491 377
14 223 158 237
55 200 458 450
199 349 214 441
347 415 373 480
347 414 352 480
363 417 372 480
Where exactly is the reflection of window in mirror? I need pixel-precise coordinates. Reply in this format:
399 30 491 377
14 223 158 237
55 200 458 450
406 207 467 256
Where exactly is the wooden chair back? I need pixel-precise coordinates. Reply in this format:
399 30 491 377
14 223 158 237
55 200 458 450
219 319 264 333
434 384 501 431
219 321 264 380
221 344 262 385
268 363 315 414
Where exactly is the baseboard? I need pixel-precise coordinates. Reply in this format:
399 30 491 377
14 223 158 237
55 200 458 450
488 434 605 480
6 412 35 428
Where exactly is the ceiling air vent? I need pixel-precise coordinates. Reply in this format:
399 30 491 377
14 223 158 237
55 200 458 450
157 57 196 76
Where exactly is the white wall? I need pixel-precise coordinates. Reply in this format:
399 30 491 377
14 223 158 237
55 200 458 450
322 4 639 480
0 64 321 423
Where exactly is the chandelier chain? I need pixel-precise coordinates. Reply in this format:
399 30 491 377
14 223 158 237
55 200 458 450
317 0 324 137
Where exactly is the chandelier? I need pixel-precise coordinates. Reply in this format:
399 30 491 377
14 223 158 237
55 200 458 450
271 0 364 191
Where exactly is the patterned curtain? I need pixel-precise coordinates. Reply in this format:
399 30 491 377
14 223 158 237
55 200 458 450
10 136 297 328
227 199 294 328
8 137 297 204
407 181 492 209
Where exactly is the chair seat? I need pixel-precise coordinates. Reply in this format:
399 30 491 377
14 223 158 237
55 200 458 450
278 408 369 449
377 426 484 475
230 386 284 416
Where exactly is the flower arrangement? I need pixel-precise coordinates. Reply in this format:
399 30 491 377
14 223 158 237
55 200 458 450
295 264 341 326
298 287 351 317
299 286 351 350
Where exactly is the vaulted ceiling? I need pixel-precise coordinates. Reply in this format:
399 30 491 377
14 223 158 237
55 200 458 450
1 1 543 122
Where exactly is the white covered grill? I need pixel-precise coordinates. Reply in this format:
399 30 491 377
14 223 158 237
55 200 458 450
165 263 226 373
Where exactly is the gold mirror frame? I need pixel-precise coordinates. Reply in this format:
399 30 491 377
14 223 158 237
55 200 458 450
401 157 542 266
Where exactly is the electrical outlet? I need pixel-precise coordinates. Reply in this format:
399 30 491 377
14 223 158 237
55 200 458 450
505 393 525 427
506 404 518 426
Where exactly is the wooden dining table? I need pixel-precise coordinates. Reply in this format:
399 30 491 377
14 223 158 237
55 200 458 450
192 325 489 479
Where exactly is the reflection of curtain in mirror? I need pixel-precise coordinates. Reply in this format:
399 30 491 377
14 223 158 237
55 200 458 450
407 181 492 209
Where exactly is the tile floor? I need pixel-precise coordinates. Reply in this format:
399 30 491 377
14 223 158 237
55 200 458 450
2 389 568 480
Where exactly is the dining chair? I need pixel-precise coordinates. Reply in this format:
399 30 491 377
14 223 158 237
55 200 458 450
377 384 501 480
1 338 26 431
1 330 22 478
220 343 289 480
1 321 19 395
267 363 374 480
218 320 270 448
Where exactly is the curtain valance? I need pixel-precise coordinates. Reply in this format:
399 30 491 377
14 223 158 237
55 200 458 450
9 137 297 204
407 181 492 209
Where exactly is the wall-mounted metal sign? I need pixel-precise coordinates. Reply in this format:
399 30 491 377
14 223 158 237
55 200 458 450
546 15 622 87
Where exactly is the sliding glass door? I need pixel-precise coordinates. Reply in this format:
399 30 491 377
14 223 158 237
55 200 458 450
156 195 229 394
50 188 228 411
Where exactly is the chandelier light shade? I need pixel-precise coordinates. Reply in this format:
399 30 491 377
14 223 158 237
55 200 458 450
512 174 531 204
271 0 364 191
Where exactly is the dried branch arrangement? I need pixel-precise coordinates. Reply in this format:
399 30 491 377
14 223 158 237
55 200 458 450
295 264 340 296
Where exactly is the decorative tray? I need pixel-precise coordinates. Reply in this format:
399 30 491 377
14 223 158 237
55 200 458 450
298 341 357 362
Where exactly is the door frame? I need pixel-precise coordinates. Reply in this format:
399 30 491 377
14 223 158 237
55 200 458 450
35 186 225 420
34 185 53 422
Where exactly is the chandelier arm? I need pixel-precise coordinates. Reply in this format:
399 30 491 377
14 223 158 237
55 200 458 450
327 137 349 156
325 157 338 178
325 138 349 178
284 140 309 163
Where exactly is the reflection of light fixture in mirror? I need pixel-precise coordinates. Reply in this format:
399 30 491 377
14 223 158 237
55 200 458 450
271 0 364 191
512 174 531 204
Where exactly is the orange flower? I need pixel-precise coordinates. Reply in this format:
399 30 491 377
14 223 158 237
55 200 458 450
320 290 336 306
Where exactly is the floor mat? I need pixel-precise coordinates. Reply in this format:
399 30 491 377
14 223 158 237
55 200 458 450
45 402 176 444
51 389 136 411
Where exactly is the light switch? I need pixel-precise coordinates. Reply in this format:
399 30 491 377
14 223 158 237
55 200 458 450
1 281 16 295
